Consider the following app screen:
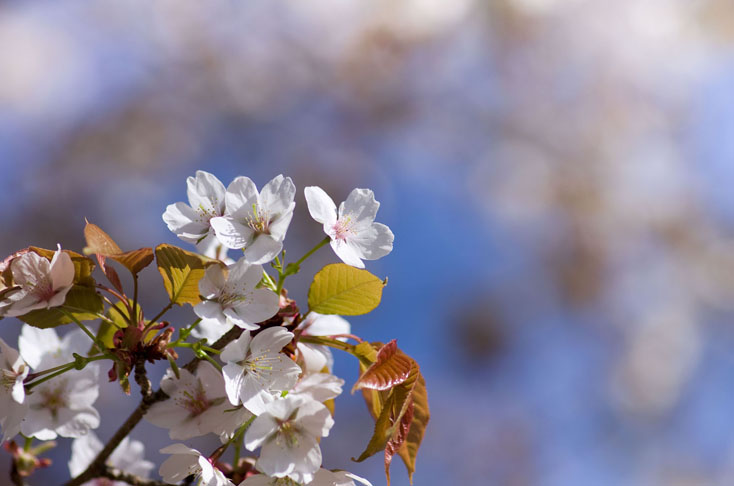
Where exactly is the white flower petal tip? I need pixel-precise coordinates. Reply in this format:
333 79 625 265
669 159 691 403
163 171 227 246
304 186 393 268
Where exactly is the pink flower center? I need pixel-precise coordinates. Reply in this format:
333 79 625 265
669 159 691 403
37 381 68 420
331 217 354 242
246 204 272 235
177 382 212 417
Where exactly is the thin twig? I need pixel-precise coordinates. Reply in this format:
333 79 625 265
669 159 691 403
64 325 244 486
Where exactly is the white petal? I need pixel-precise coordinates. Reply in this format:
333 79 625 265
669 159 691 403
338 188 379 225
250 327 294 356
225 176 259 214
11 252 49 287
162 202 209 242
244 414 280 451
19 325 59 368
222 363 245 406
56 407 100 438
330 240 364 268
259 175 296 216
303 314 351 337
49 246 74 291
187 171 226 216
296 400 334 438
191 318 233 344
194 301 226 325
243 235 283 265
229 289 279 326
211 217 253 250
220 333 251 363
304 186 338 226
68 431 103 477
225 258 263 293
297 343 329 374
200 264 227 298
268 206 295 241
349 222 394 261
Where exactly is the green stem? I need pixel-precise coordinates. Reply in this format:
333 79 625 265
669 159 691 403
201 353 222 371
26 355 108 390
62 309 115 359
26 364 74 390
132 274 140 326
299 335 354 353
295 236 330 268
232 415 256 467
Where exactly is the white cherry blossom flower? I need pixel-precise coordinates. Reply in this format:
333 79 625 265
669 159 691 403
221 327 301 414
146 361 252 441
18 327 100 440
69 431 154 486
210 175 296 264
4 245 74 317
19 326 89 369
194 258 280 332
163 170 227 249
304 187 393 269
160 444 233 486
244 395 334 484
295 313 350 374
0 338 30 442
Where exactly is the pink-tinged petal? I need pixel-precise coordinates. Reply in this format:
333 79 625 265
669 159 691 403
187 171 226 216
339 188 379 225
11 252 49 287
4 294 46 317
304 186 338 226
330 240 364 268
163 202 209 242
230 289 279 326
222 363 245 406
243 235 282 265
46 285 72 308
225 176 259 214
350 222 394 260
244 414 280 451
211 216 253 250
259 175 296 216
268 207 294 241
49 246 74 290
258 432 321 482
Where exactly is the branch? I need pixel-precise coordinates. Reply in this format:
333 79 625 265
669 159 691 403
64 325 244 486
101 465 168 486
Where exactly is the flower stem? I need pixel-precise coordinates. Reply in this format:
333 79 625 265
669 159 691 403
295 236 330 268
61 309 116 360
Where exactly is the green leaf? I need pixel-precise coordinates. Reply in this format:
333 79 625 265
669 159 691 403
308 263 385 315
155 244 216 305
17 285 104 329
97 300 142 348
353 340 413 392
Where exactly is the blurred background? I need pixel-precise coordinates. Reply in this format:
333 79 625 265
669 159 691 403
2 0 734 484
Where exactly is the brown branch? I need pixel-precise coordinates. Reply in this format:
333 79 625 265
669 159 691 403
64 325 244 486
101 465 168 486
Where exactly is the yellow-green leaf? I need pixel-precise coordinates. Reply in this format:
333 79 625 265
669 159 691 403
308 263 385 315
17 285 103 329
155 244 214 305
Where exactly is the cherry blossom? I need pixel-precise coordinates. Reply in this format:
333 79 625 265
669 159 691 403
159 444 233 486
304 187 393 269
18 326 100 440
239 470 371 486
146 361 252 440
194 258 280 332
0 338 29 442
210 175 296 264
3 245 74 317
163 170 227 250
220 327 301 414
244 395 334 484
69 431 154 486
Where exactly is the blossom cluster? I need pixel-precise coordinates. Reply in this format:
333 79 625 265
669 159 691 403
0 171 414 486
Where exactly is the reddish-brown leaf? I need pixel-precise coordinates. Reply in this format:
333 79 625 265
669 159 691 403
352 340 412 393
385 399 414 486
84 221 154 275
397 373 429 484
98 255 124 294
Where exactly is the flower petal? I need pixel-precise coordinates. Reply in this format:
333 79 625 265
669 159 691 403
339 188 379 225
225 176 259 214
244 235 283 265
187 171 226 216
304 186 337 226
259 175 296 217
330 239 364 268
